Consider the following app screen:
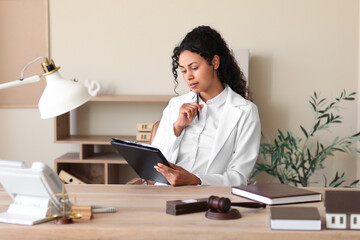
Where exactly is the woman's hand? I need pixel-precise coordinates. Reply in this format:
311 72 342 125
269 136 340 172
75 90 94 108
154 163 201 186
173 102 203 136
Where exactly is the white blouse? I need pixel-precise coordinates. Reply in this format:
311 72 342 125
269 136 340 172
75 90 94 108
176 86 228 175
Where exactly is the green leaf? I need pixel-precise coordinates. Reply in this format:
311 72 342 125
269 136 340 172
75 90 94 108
345 179 360 188
338 141 353 148
349 148 356 156
332 147 346 152
319 114 329 119
300 125 308 138
278 130 285 141
310 96 316 104
351 132 360 137
310 102 316 112
313 120 320 133
331 136 340 145
318 98 326 105
328 172 346 188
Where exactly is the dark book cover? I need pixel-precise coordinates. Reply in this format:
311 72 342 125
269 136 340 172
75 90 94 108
232 183 321 205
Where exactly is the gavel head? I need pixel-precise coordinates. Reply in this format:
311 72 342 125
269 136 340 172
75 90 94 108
207 195 232 212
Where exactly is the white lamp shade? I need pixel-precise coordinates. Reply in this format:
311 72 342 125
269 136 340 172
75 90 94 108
38 71 91 119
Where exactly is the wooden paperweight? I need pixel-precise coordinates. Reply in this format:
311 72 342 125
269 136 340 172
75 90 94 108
166 198 208 215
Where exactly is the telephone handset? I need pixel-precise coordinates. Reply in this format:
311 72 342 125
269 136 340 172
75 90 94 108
31 161 72 211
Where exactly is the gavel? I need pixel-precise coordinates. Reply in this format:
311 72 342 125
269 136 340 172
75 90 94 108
166 196 266 219
207 195 266 213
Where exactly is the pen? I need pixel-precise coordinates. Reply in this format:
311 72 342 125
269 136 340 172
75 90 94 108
196 92 200 120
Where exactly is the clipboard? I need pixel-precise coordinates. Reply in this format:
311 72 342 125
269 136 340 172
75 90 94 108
111 138 172 184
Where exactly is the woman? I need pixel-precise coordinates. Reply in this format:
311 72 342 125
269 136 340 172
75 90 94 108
152 26 261 186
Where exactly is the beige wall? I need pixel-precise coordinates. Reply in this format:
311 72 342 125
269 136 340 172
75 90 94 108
0 0 359 186
358 0 360 181
0 0 48 107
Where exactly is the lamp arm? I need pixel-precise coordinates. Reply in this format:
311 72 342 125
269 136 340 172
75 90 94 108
20 56 47 80
0 56 48 90
0 75 41 90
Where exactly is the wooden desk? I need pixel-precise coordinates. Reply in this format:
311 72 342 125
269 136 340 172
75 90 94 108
0 185 358 240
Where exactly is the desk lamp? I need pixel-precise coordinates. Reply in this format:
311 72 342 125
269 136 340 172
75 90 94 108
0 56 91 118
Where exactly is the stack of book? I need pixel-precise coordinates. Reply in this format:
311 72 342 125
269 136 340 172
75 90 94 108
136 122 154 143
231 183 323 231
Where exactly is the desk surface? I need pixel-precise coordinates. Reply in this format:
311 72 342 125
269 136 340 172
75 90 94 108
0 185 358 240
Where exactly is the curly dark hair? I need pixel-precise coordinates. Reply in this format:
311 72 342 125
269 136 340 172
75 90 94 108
171 25 248 98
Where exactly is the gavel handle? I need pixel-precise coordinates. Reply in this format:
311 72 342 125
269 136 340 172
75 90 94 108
231 202 266 208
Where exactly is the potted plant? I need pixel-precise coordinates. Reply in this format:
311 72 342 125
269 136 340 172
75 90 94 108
251 90 360 187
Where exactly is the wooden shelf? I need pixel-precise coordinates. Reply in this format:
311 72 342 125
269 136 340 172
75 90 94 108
55 135 135 144
54 94 165 184
55 152 128 163
90 94 174 103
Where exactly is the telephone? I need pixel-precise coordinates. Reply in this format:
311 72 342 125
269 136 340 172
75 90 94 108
0 159 72 225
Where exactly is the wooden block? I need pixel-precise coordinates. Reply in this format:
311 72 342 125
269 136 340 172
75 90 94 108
136 132 151 141
166 198 208 215
137 123 154 132
72 205 93 220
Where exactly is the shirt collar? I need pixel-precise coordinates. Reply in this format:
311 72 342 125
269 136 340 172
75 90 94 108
205 84 228 105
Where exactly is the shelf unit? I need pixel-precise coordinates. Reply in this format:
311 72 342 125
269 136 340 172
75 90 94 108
54 94 172 184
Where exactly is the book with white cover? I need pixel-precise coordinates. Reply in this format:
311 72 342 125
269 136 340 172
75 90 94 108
232 183 321 205
270 207 322 231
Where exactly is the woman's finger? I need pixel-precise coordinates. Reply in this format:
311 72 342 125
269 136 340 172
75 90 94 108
184 104 199 119
182 105 195 119
169 163 182 170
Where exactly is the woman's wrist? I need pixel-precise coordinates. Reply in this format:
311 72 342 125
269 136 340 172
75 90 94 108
193 175 202 185
173 122 184 137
